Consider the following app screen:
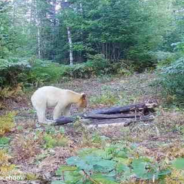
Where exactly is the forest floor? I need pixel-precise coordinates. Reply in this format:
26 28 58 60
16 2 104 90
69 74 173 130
1 72 184 183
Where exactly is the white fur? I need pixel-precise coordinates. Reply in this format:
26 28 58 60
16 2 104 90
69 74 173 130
31 86 83 124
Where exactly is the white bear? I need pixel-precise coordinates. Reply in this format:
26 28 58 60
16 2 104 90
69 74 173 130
31 86 87 124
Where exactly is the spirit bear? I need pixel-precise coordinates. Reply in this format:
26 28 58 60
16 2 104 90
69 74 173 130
31 86 87 124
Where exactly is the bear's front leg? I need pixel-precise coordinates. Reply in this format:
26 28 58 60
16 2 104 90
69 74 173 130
53 104 64 120
63 105 71 117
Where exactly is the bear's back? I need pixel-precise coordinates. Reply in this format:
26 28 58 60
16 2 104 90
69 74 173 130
32 86 68 107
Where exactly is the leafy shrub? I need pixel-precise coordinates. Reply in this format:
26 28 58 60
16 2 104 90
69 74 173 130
0 57 67 88
0 84 23 100
27 59 65 86
61 63 94 79
151 51 175 67
127 48 156 72
61 54 117 79
0 112 16 136
87 54 113 75
0 55 132 89
159 57 184 104
0 58 31 87
172 40 184 54
0 84 23 109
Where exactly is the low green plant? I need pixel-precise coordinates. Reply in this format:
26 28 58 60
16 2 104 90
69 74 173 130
0 55 133 89
60 54 125 79
0 58 31 87
43 132 68 149
0 137 10 148
164 158 184 183
127 48 156 72
53 144 170 184
26 59 64 86
172 158 184 170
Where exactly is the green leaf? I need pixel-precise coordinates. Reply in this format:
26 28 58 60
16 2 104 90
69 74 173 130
91 174 119 184
158 169 171 176
64 171 83 183
116 164 130 173
114 157 130 165
172 158 184 170
66 156 93 171
116 164 132 182
56 165 77 176
132 158 158 180
0 137 10 147
51 181 66 184
94 159 116 172
66 156 81 165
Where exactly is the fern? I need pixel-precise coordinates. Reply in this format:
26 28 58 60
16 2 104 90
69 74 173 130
0 112 15 136
0 150 16 177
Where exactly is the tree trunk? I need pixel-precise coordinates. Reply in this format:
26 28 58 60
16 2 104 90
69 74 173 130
67 26 74 66
35 0 41 59
37 24 41 59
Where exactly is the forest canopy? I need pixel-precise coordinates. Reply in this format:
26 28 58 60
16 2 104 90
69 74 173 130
0 0 180 63
1 0 184 98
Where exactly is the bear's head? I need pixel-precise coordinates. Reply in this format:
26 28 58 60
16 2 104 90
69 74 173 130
77 93 87 108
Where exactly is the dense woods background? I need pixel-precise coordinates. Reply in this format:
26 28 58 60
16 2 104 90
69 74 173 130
0 0 179 62
1 0 184 102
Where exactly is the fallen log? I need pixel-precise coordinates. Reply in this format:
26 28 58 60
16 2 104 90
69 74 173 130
54 102 157 126
55 117 75 125
88 116 154 128
54 114 140 125
90 102 157 115
55 115 154 126
83 113 140 119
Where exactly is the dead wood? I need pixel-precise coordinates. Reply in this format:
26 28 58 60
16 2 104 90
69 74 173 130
90 102 156 115
55 117 75 125
54 102 157 126
83 113 140 119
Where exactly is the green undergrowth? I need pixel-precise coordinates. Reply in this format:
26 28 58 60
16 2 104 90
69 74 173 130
0 55 134 89
52 142 184 184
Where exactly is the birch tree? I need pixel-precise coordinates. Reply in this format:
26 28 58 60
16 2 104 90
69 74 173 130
61 0 73 66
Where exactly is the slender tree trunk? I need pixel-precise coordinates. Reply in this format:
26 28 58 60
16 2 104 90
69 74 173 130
62 0 74 65
37 24 41 59
67 26 74 66
35 0 41 59
50 0 57 60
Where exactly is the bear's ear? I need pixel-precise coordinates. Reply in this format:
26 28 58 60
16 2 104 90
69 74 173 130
81 93 86 99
